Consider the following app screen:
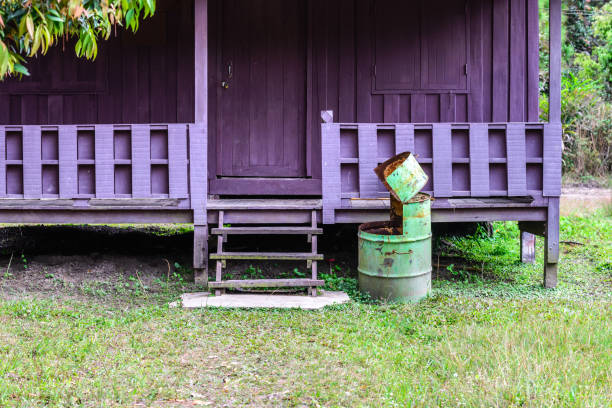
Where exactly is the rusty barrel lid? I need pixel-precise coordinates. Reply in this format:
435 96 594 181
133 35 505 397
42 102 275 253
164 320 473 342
374 151 428 203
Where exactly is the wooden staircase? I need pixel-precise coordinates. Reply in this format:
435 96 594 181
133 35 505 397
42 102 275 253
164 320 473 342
207 199 324 296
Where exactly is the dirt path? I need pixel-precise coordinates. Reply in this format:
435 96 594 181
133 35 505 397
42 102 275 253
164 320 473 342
560 187 611 216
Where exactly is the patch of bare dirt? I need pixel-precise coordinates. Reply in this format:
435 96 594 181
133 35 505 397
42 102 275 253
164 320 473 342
0 224 361 301
0 225 194 303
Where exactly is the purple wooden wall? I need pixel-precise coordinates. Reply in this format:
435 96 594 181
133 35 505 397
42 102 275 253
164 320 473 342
321 0 539 124
0 0 195 125
205 0 539 186
1 0 538 128
2 0 540 197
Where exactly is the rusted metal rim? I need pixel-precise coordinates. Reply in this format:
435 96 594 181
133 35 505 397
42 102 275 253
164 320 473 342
404 192 431 203
358 221 431 242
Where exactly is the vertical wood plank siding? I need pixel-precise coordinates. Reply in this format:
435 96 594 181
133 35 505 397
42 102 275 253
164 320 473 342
492 0 509 122
0 0 194 125
1 0 545 200
509 0 527 122
0 124 191 203
287 0 536 128
526 0 540 121
548 0 562 123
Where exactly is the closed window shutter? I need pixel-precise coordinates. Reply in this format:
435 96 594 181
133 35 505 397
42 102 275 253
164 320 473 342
373 0 421 91
373 0 468 92
421 0 468 90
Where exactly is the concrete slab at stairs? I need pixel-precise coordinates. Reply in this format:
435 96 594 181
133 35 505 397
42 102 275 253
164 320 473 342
173 291 350 309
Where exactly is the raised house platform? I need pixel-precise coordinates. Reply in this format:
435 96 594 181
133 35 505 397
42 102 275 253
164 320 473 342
0 0 563 289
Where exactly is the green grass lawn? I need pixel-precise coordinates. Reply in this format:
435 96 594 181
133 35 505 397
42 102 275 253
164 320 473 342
0 210 610 407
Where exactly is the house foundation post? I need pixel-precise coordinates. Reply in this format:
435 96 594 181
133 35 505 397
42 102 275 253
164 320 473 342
192 0 209 284
544 198 560 288
543 0 561 288
194 225 209 285
520 231 536 264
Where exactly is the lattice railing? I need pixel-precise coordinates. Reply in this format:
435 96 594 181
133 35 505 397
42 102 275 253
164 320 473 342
321 120 562 223
0 123 207 221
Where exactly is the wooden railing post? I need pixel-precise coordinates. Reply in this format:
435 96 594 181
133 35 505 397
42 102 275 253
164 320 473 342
193 0 209 284
542 0 562 288
0 127 6 198
549 0 561 124
321 111 340 224
189 122 208 284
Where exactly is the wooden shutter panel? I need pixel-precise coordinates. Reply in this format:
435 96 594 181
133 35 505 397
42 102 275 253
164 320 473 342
421 0 468 90
373 0 421 91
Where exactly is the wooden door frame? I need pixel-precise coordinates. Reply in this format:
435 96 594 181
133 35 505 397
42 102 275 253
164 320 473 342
208 0 317 195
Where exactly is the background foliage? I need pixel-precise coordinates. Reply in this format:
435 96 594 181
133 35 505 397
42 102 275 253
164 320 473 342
0 0 155 78
540 0 612 182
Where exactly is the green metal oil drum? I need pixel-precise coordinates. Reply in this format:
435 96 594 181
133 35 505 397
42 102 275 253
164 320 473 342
358 194 432 302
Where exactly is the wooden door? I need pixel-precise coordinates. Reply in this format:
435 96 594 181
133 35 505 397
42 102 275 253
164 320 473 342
216 0 307 183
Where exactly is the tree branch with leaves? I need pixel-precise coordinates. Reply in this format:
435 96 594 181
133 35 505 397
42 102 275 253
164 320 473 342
0 0 155 78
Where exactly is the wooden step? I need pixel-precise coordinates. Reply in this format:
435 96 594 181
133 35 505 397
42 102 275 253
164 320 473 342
210 252 324 261
211 226 322 235
208 278 324 289
207 199 322 211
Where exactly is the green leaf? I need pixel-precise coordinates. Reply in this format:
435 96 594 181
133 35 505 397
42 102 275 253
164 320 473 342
18 13 28 37
46 13 64 23
13 63 29 76
0 41 9 75
75 39 82 57
125 9 134 30
26 15 35 40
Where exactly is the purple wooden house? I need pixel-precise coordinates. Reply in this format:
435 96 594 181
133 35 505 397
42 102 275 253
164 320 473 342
0 0 563 291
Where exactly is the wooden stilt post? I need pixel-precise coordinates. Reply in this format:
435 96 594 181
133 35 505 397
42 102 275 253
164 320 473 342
520 231 536 264
194 225 209 285
544 198 560 288
543 0 561 289
549 0 561 124
192 0 209 284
